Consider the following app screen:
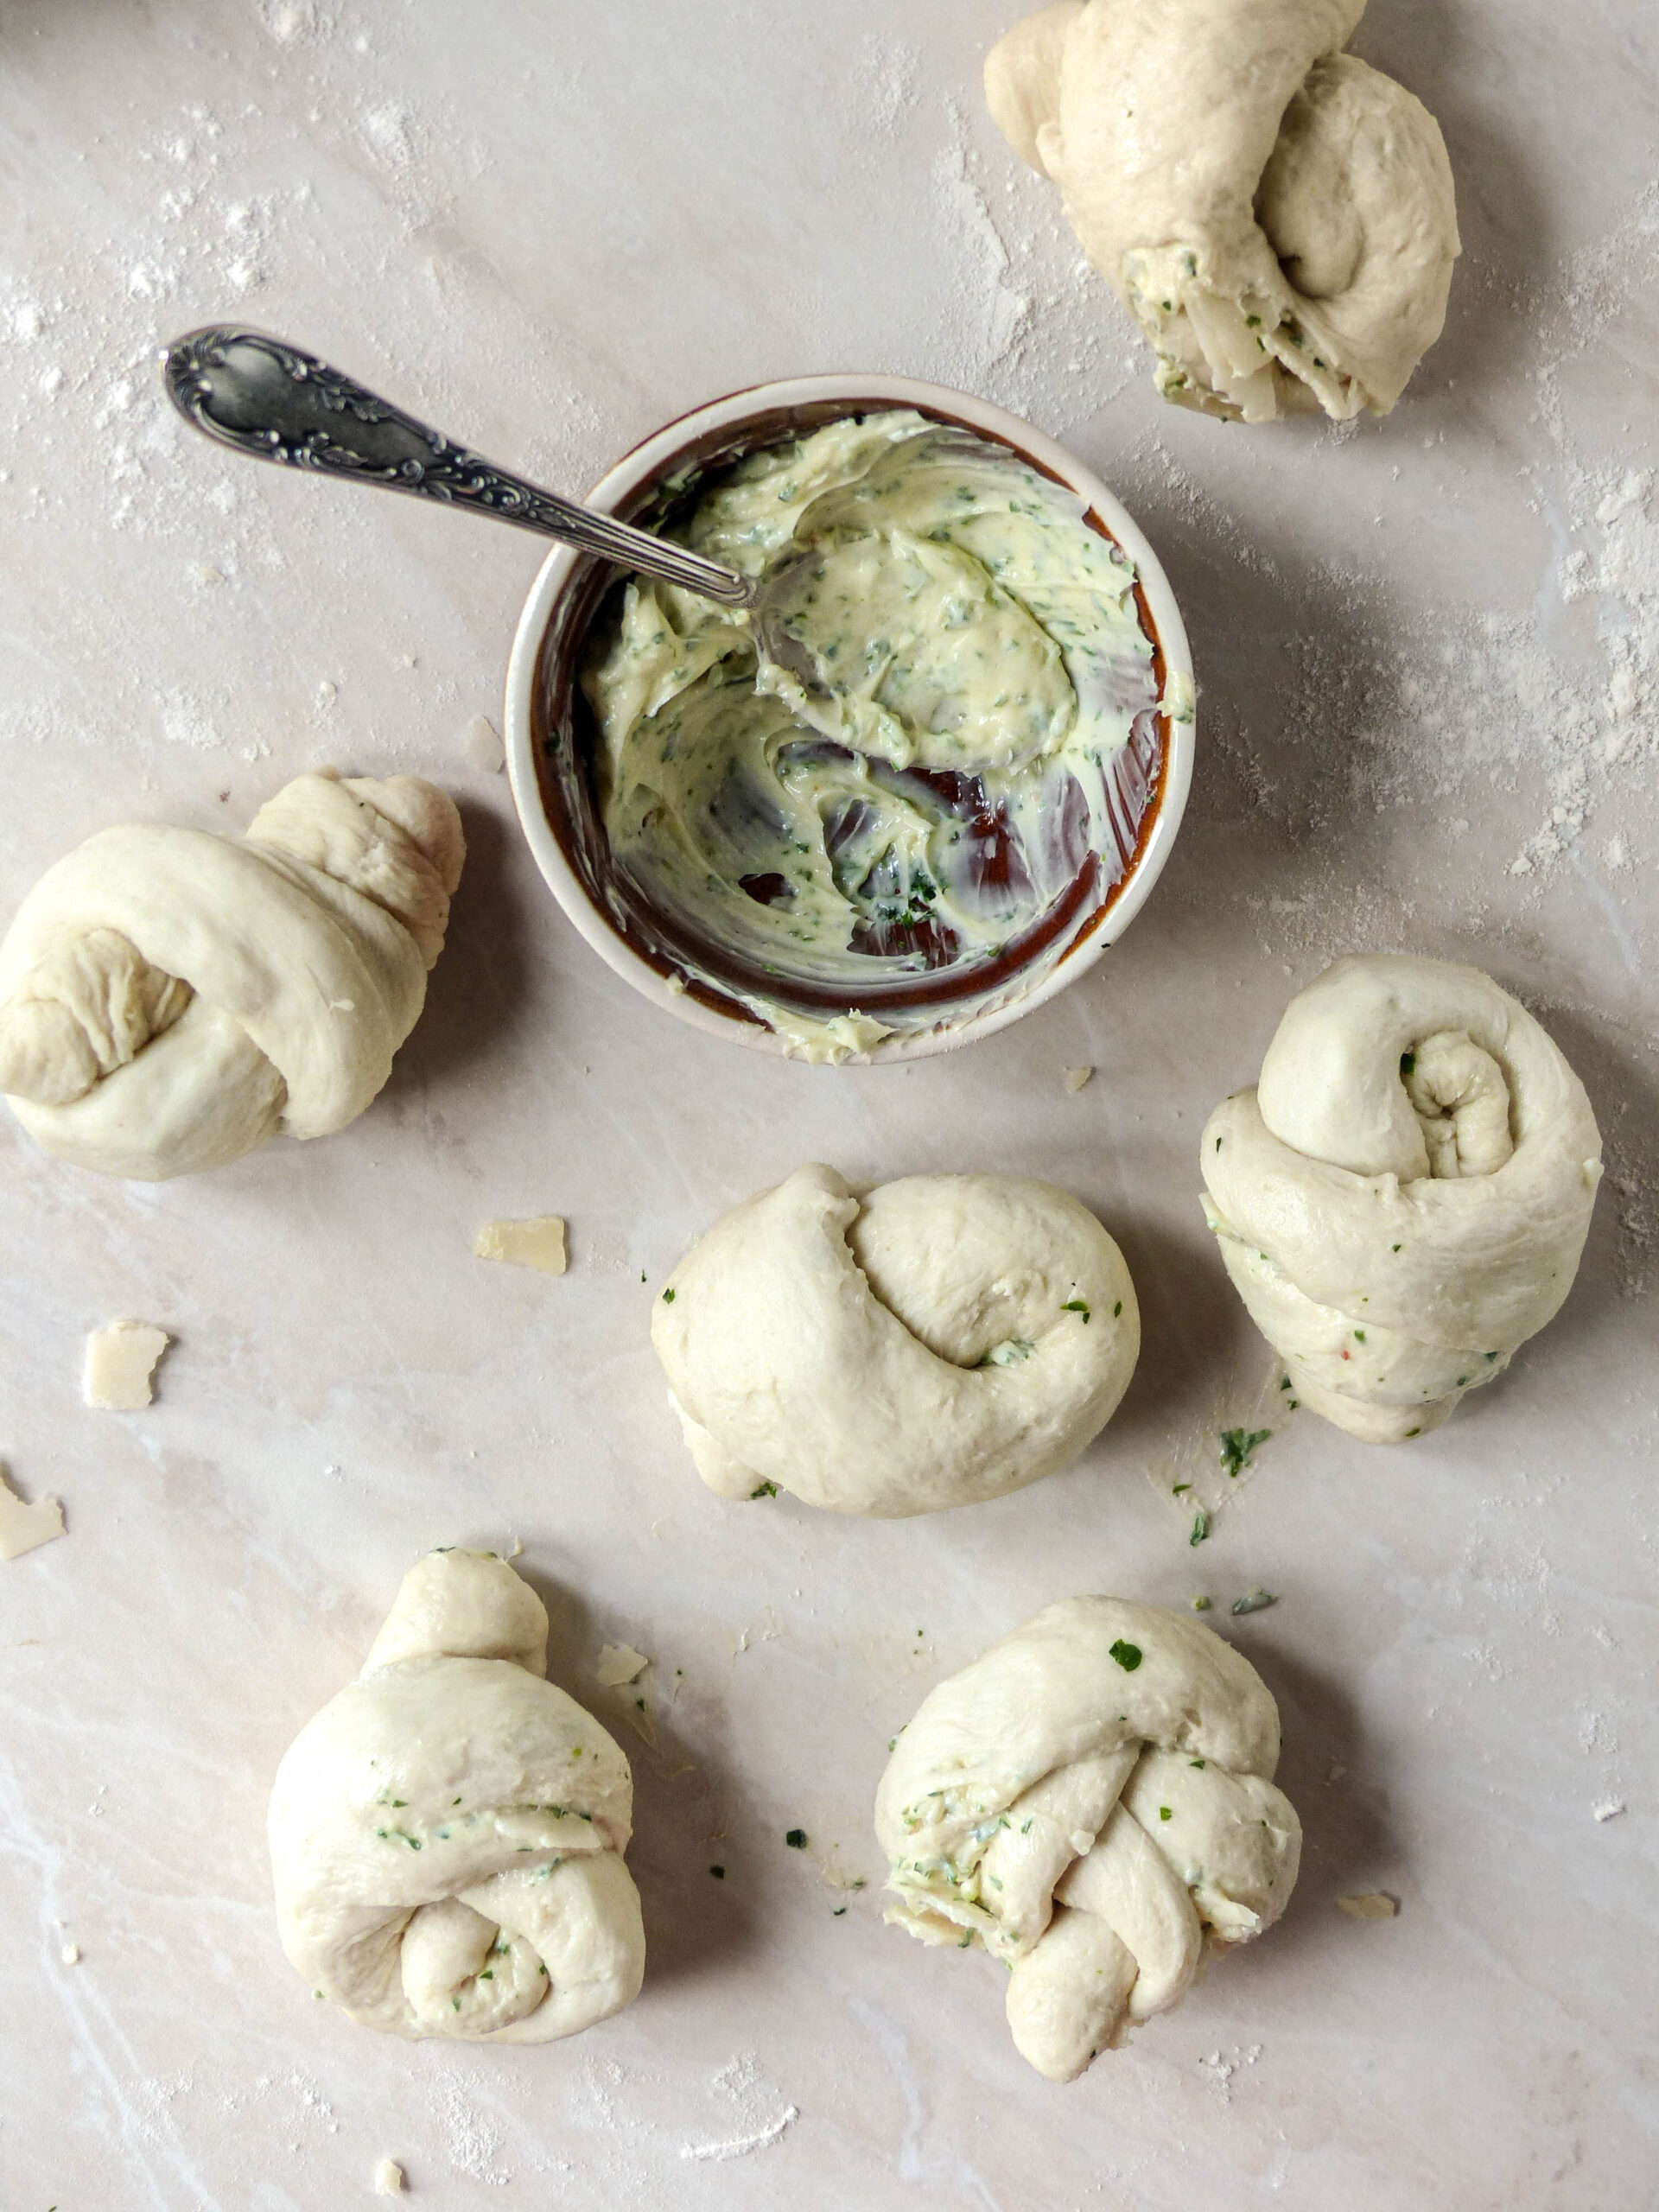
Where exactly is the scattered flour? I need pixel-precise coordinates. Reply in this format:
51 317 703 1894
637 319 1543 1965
1197 2043 1263 2102
678 2054 798 2165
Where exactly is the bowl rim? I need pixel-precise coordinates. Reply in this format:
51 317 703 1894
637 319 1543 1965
502 372 1194 1064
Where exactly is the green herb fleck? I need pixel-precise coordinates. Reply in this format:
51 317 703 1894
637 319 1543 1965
1354 1328 1367 1343
661 1287 676 1303
1109 1638 1142 1671
1173 1481 1192 1495
1190 1509 1210 1546
1113 1300 1122 1317
1400 1051 1416 1077
785 1828 808 1849
709 1865 725 1878
1190 1758 1206 1769
1231 1588 1278 1617
1192 1597 1211 1612
1061 1300 1091 1322
1159 1806 1173 1821
750 1480 779 1499
1220 1427 1271 1478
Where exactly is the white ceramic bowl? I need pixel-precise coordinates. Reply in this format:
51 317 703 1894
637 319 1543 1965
503 373 1194 1062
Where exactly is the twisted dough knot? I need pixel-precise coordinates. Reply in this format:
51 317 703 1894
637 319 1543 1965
0 767 464 1179
876 1599 1300 2081
269 1550 645 2044
1202 955 1603 1441
986 0 1459 421
652 1163 1140 1516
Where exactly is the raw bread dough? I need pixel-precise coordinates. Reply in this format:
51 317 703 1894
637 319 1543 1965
651 1163 1140 1516
474 1216 569 1275
985 0 1459 421
82 1320 169 1410
875 1597 1300 2080
0 1464 64 1561
269 1549 645 2043
0 767 464 1180
1201 954 1602 1441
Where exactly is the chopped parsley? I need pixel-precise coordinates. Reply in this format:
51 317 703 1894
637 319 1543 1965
1113 1300 1122 1318
1060 1300 1091 1322
1159 1806 1173 1821
1108 1638 1143 1672
750 1480 779 1499
1231 1588 1278 1617
661 1287 676 1303
1400 1051 1416 1077
1219 1427 1271 1478
1192 1597 1211 1611
785 1828 808 1849
1190 1509 1210 1545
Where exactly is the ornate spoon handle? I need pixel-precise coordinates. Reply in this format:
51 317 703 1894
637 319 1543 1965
161 326 753 607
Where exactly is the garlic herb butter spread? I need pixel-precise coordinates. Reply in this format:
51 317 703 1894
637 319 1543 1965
582 411 1168 1058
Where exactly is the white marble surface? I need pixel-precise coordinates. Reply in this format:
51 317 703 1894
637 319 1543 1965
2 3 1656 2206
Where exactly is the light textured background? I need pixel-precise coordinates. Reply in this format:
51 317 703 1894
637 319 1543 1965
2 3 1656 2207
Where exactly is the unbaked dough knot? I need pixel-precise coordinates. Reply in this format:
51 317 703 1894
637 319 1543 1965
0 767 465 1179
652 1162 1141 1516
875 1598 1300 2080
268 1551 645 2044
1200 954 1602 1441
985 0 1460 420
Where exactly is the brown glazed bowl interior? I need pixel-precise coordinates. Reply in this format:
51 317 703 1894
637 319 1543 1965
503 374 1194 1062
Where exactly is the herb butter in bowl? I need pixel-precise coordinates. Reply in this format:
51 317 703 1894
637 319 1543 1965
505 376 1193 1062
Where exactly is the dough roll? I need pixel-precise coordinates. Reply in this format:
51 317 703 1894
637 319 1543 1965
0 766 464 1179
985 0 1459 421
875 1597 1300 2080
1201 953 1603 1441
652 1163 1140 1516
269 1549 645 2044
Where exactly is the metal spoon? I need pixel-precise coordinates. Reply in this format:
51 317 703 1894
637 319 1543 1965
162 325 764 612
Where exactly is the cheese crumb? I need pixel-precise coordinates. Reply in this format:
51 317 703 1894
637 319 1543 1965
61 1942 80 1965
594 1642 649 1687
373 2158 406 2195
1064 1065 1094 1093
1592 1799 1627 1822
0 1464 65 1561
461 714 505 772
474 1217 568 1276
83 1320 171 1410
1336 1892 1398 1920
